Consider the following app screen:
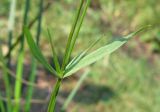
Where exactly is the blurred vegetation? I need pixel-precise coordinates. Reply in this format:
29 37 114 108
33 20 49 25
0 0 160 112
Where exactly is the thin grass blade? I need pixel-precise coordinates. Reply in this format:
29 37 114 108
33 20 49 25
61 0 84 71
64 26 151 77
14 51 24 112
24 27 59 77
25 58 37 111
0 93 5 112
65 36 102 74
25 0 43 111
0 43 12 112
13 0 30 111
66 0 91 65
47 29 61 74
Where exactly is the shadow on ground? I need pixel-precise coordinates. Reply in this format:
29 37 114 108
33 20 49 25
60 83 115 104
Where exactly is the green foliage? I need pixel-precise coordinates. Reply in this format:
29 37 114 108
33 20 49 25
24 27 59 77
47 79 62 112
14 51 24 112
65 36 102 74
0 93 5 112
0 0 158 112
13 0 30 111
47 29 61 74
25 0 43 111
61 0 91 71
0 42 12 112
25 1 151 111
64 26 151 77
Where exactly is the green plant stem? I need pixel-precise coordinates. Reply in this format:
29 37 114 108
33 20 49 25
13 0 30 112
25 0 43 111
47 78 62 112
35 0 43 44
0 71 11 112
0 94 5 112
6 0 17 111
13 51 24 112
24 59 37 111
0 45 12 112
0 92 5 112
1 68 12 112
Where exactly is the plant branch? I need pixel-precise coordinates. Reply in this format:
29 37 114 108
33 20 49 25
47 78 62 112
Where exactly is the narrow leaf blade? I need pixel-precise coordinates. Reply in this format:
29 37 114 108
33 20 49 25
47 29 61 74
61 0 85 70
65 36 102 73
66 0 91 66
24 26 58 77
64 26 150 77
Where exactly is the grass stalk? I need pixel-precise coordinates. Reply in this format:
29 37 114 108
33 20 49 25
47 1 91 111
0 44 12 112
13 51 24 112
24 0 43 111
24 59 37 111
0 93 5 112
47 78 62 112
13 0 30 112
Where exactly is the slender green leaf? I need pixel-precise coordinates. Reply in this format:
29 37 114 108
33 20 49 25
65 36 102 74
25 0 43 111
47 29 61 74
14 51 24 112
0 93 5 112
13 0 30 111
24 58 37 111
67 0 91 65
61 0 84 71
0 45 12 112
24 27 59 77
64 26 151 77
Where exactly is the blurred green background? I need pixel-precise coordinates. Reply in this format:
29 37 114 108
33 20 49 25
0 0 160 112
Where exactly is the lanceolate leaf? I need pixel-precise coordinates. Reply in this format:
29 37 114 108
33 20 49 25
64 26 151 77
47 29 61 74
24 26 59 77
66 0 91 66
65 36 102 74
61 0 85 70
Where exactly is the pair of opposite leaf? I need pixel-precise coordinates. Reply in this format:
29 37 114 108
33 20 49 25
24 26 150 79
